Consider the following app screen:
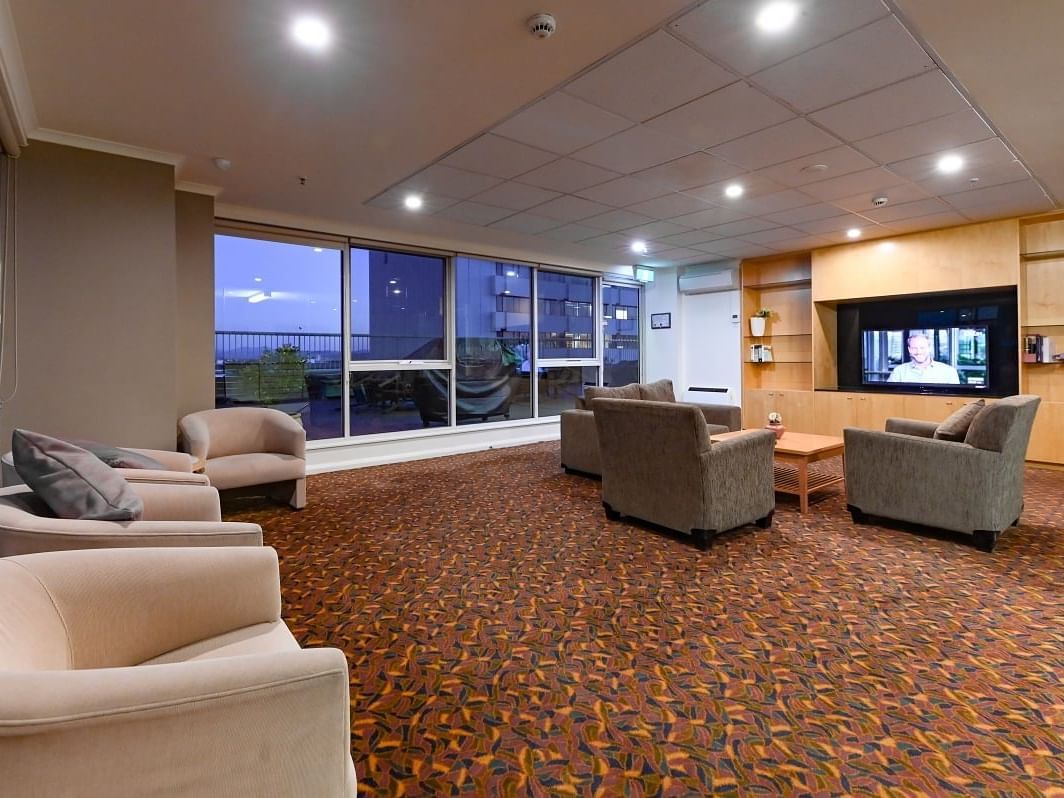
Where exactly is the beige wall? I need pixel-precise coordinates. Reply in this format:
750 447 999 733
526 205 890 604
175 190 215 420
0 141 178 449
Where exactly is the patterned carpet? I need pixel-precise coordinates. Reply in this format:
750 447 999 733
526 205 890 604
227 443 1064 796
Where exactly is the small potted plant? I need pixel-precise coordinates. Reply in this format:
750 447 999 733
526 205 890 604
766 411 786 440
750 308 771 337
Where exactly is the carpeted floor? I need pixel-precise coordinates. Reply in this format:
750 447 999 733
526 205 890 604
228 442 1064 796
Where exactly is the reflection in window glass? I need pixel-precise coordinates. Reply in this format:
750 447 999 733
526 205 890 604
537 271 595 359
603 284 640 387
537 366 599 418
350 370 451 435
214 235 342 440
455 257 533 424
350 247 445 361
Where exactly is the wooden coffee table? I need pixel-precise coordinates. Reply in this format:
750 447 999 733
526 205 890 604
711 430 845 513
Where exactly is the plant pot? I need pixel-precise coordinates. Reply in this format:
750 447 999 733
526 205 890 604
750 316 766 337
765 423 786 441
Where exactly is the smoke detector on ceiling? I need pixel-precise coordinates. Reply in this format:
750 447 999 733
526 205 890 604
871 195 889 208
527 13 556 39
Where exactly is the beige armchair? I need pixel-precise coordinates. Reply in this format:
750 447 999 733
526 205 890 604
179 407 307 509
592 398 775 548
0 546 356 797
0 481 262 556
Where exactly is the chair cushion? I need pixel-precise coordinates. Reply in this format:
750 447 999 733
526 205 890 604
65 439 167 470
964 402 1018 452
638 379 676 403
584 383 642 402
139 621 299 665
933 399 985 441
205 452 305 491
11 429 143 521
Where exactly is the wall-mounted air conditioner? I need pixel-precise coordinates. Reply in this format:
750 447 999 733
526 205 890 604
677 261 740 294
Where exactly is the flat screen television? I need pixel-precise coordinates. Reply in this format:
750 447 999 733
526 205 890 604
861 326 989 390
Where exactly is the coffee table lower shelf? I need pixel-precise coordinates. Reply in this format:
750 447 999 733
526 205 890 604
773 462 845 513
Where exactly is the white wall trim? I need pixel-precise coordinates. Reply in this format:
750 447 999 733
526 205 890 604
30 128 185 167
0 0 35 153
306 419 560 474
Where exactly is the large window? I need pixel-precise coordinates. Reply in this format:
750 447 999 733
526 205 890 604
603 283 641 387
537 271 596 359
214 235 343 441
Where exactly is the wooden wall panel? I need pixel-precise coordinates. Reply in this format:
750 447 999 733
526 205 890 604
1021 216 1064 255
813 302 838 389
1024 258 1064 325
742 253 811 286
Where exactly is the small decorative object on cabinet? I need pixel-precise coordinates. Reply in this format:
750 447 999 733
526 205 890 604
766 411 786 440
750 307 771 337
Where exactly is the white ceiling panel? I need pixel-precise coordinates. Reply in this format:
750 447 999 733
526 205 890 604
470 181 561 211
883 211 970 231
580 208 657 232
653 246 708 263
670 205 751 228
528 195 615 222
625 220 695 240
886 137 1028 195
961 197 1054 221
765 202 847 225
516 158 621 193
492 93 634 155
705 218 779 237
368 189 458 213
433 200 514 225
625 192 716 220
799 167 910 202
734 189 818 216
810 70 969 142
668 0 890 77
707 118 844 171
794 213 873 235
854 108 995 165
400 164 503 199
943 178 1049 210
768 234 836 253
829 182 931 214
701 239 779 257
582 232 647 251
564 30 737 122
633 152 746 191
442 133 557 179
656 230 723 247
537 223 604 242
755 145 877 187
645 81 795 149
684 173 786 205
860 197 951 223
752 17 936 113
574 176 670 207
488 212 562 234
571 125 699 173
738 226 808 245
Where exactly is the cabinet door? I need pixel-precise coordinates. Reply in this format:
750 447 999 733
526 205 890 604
776 389 815 432
856 394 908 431
742 389 771 429
812 392 857 436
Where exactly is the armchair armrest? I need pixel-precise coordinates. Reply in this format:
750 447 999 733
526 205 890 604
116 467 210 486
884 417 939 438
130 482 221 522
124 448 195 472
9 547 279 668
0 649 353 798
177 413 211 462
265 411 307 459
701 429 776 531
0 519 263 557
689 402 742 432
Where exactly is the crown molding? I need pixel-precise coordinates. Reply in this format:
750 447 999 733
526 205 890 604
30 128 185 167
0 0 36 154
175 180 223 197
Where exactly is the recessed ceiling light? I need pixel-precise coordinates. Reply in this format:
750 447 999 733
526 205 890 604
756 2 798 33
253 276 263 282
724 183 744 199
291 16 332 51
846 228 862 239
403 194 424 210
504 290 512 295
505 270 517 277
937 154 964 174
388 279 398 285
800 163 829 174
392 289 402 295
630 240 648 255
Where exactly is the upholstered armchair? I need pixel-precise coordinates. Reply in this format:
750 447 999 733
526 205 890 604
844 395 1041 551
0 547 356 797
560 379 741 477
0 481 262 556
592 398 775 548
2 446 209 488
179 407 307 509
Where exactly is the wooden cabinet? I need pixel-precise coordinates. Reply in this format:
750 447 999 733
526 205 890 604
743 389 814 431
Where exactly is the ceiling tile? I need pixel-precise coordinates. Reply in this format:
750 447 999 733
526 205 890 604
645 82 794 149
652 246 707 262
810 70 969 143
574 176 671 207
701 239 780 258
517 158 621 193
580 208 657 232
538 223 604 243
529 195 614 222
582 232 655 251
752 17 936 113
705 218 779 237
793 213 874 235
442 134 557 179
493 93 633 155
707 118 843 171
765 202 845 225
625 192 716 219
624 220 694 239
571 125 699 173
367 189 457 213
738 226 807 245
884 211 970 232
564 30 736 122
854 109 995 165
734 189 818 216
488 213 561 234
670 206 751 228
960 196 1054 220
829 182 931 214
633 152 746 191
942 178 1050 210
399 164 502 199
669 0 890 76
433 200 514 225
656 230 723 247
887 138 1028 196
470 181 560 211
860 197 951 223
755 145 877 187
768 234 836 252
799 167 909 202
684 173 786 205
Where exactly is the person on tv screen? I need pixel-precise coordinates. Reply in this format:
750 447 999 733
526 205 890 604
887 332 960 384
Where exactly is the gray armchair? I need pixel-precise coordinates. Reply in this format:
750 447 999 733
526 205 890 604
560 379 741 477
844 395 1040 552
592 398 775 548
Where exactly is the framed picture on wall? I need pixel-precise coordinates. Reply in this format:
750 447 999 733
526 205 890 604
650 312 671 330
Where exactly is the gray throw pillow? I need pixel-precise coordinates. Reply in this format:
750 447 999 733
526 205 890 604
639 379 676 403
964 402 1018 452
12 429 144 520
65 439 166 470
933 399 985 442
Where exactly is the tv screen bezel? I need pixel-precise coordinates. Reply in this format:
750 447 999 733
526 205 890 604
860 324 991 392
